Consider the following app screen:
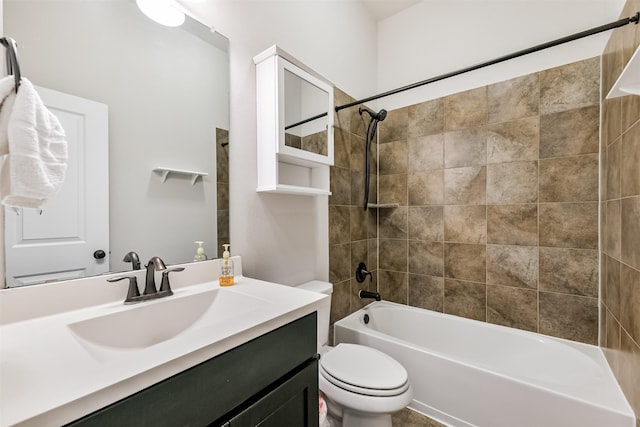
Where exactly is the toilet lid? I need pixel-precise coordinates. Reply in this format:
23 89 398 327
320 343 408 391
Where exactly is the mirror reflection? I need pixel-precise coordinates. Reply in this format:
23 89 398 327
283 69 329 156
3 0 230 287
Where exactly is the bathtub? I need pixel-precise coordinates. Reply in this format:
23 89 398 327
333 301 635 427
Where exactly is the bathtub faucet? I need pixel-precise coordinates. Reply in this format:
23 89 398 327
359 290 381 301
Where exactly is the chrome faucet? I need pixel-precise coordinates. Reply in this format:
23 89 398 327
108 256 184 304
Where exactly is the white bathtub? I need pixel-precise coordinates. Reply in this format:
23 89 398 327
334 301 635 427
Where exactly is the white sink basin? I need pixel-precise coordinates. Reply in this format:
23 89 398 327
68 288 265 361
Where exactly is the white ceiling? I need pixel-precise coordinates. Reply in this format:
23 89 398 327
359 0 422 21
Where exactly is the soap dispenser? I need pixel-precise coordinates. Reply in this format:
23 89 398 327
193 241 208 262
219 244 234 286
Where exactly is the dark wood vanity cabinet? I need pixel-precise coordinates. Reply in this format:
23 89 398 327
67 313 319 427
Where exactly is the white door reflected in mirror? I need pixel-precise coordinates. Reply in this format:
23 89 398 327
4 87 109 287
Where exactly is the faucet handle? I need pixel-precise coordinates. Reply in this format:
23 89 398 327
159 267 185 294
107 275 140 303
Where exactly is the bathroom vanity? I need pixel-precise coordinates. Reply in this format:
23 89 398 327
68 313 318 426
0 257 328 427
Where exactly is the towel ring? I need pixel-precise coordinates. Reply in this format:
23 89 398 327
0 36 21 93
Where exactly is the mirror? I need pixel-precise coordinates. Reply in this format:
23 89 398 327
283 69 329 156
3 0 230 287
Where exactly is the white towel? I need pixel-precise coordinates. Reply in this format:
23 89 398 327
0 77 68 209
0 76 17 157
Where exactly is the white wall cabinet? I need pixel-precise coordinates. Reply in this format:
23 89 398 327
254 45 334 196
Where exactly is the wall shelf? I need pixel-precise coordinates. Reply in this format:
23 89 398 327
257 184 331 196
607 44 640 98
153 167 208 185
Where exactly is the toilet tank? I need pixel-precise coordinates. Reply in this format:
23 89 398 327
296 281 332 351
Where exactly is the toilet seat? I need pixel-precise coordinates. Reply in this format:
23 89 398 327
320 343 410 397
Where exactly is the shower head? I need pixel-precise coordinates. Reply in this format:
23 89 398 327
359 107 387 122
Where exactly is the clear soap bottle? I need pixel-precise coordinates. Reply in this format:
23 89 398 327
219 244 234 286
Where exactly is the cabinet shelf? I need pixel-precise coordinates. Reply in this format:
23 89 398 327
153 167 208 185
607 45 640 98
257 184 331 196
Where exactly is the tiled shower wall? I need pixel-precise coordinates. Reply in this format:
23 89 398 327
329 57 603 345
600 0 640 421
216 128 230 258
328 89 379 326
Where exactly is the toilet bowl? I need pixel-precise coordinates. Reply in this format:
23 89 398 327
296 281 413 427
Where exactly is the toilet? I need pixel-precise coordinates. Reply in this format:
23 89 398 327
296 281 413 427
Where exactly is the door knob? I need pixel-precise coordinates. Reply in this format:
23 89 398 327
93 250 106 259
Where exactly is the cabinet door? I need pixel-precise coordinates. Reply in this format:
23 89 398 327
228 359 319 427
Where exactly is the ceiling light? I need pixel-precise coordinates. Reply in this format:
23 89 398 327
136 0 185 27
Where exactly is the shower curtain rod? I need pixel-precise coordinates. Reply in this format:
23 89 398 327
334 12 639 112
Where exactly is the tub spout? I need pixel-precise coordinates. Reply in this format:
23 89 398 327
359 290 381 301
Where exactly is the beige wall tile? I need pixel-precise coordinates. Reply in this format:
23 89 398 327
487 204 538 245
379 238 407 272
408 274 444 312
487 285 537 331
444 87 488 131
379 174 408 205
539 292 598 344
409 240 444 276
330 279 351 325
379 206 408 239
487 116 539 163
444 166 486 205
350 206 368 241
607 199 622 258
329 243 350 284
444 205 487 243
444 243 486 283
329 205 350 245
620 263 640 345
408 206 444 241
350 134 367 174
605 255 622 319
539 202 598 249
378 270 408 304
607 140 621 200
621 121 640 197
408 170 444 205
621 94 640 131
333 127 351 169
408 134 444 172
539 57 600 115
621 196 640 269
379 107 408 143
539 154 599 202
540 106 599 158
604 98 622 145
330 166 351 206
444 127 487 168
408 98 444 138
488 73 539 123
486 161 538 204
539 247 599 297
444 279 486 321
486 245 538 289
379 139 408 175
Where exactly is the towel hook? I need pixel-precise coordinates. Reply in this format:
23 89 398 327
0 36 21 93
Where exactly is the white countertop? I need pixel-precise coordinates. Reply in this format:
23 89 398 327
0 258 328 426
